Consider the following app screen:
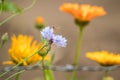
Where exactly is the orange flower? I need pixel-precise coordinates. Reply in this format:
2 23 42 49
60 3 106 21
36 16 44 24
35 16 45 30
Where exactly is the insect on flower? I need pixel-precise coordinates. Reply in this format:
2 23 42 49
40 26 67 47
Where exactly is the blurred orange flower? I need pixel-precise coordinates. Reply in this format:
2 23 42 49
3 35 49 66
36 16 44 24
60 3 106 21
35 16 45 30
86 51 120 66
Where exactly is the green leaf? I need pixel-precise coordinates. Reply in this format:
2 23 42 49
0 1 22 13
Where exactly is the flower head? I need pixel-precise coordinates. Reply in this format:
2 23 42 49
86 51 120 66
60 3 106 21
40 27 54 40
36 16 44 24
3 35 49 66
53 35 67 47
40 26 67 47
35 16 45 30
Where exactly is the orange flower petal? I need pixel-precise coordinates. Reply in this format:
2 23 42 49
60 3 106 21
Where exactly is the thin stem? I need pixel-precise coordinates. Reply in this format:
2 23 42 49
41 56 54 80
5 70 25 80
0 14 17 26
102 69 109 80
38 56 48 80
15 70 21 80
0 0 37 27
41 56 45 70
42 57 47 80
72 27 84 80
0 42 3 48
0 44 46 78
23 0 37 12
0 3 3 15
74 27 84 65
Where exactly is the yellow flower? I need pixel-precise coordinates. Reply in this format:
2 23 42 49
3 35 50 66
60 3 106 21
103 76 114 80
86 51 120 66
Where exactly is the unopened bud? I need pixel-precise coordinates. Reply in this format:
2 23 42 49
0 33 8 48
35 16 45 30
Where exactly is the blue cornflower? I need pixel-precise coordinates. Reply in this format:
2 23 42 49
53 35 67 47
40 26 54 40
40 26 67 47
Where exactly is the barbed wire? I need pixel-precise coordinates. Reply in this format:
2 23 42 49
0 64 120 72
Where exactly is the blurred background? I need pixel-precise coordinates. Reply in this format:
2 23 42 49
0 0 120 80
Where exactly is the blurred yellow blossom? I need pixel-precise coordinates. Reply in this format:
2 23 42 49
60 3 106 21
3 35 50 66
86 51 120 66
103 76 114 80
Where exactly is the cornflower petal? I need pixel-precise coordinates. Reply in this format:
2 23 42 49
40 26 54 40
53 35 67 47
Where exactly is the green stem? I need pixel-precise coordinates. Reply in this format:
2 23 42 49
41 56 54 80
41 56 45 69
0 41 5 49
15 70 21 80
0 42 3 48
23 0 37 12
0 14 17 27
0 0 37 27
0 44 46 78
42 57 47 80
0 3 3 15
72 27 85 80
5 70 25 80
102 69 109 80
41 57 48 80
74 27 84 65
43 69 54 80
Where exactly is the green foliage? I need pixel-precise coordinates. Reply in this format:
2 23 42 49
0 0 22 14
